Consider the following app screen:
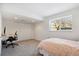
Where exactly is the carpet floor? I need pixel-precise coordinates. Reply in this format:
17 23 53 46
1 39 41 56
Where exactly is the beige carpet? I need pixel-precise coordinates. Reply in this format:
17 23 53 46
2 39 41 56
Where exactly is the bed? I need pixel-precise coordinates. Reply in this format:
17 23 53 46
37 38 79 56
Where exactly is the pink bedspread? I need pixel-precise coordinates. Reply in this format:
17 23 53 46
38 38 79 56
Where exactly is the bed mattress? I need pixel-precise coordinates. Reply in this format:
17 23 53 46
38 38 79 56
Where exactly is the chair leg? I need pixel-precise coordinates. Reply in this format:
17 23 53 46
11 43 14 48
6 44 9 48
6 43 14 48
6 45 7 48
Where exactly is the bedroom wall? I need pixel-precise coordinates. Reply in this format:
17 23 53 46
0 14 1 55
2 19 35 41
35 7 79 41
0 4 2 55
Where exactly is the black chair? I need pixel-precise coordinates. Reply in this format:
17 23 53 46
6 36 18 48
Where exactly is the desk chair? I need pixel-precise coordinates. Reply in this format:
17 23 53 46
6 36 18 48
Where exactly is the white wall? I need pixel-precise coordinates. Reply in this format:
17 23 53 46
0 15 1 55
0 5 2 56
35 7 79 41
2 7 79 42
2 19 35 41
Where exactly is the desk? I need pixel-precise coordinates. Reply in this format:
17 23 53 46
0 36 8 55
2 36 8 41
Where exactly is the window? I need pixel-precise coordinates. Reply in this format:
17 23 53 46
49 15 72 31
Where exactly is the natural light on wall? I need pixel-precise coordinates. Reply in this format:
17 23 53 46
49 15 72 31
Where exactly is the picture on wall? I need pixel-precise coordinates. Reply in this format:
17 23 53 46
49 15 72 31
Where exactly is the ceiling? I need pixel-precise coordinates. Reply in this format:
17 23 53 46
1 3 79 23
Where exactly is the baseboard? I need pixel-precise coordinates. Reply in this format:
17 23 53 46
34 39 41 41
17 39 34 42
17 39 38 43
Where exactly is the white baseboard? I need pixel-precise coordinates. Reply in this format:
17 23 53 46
34 39 42 41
